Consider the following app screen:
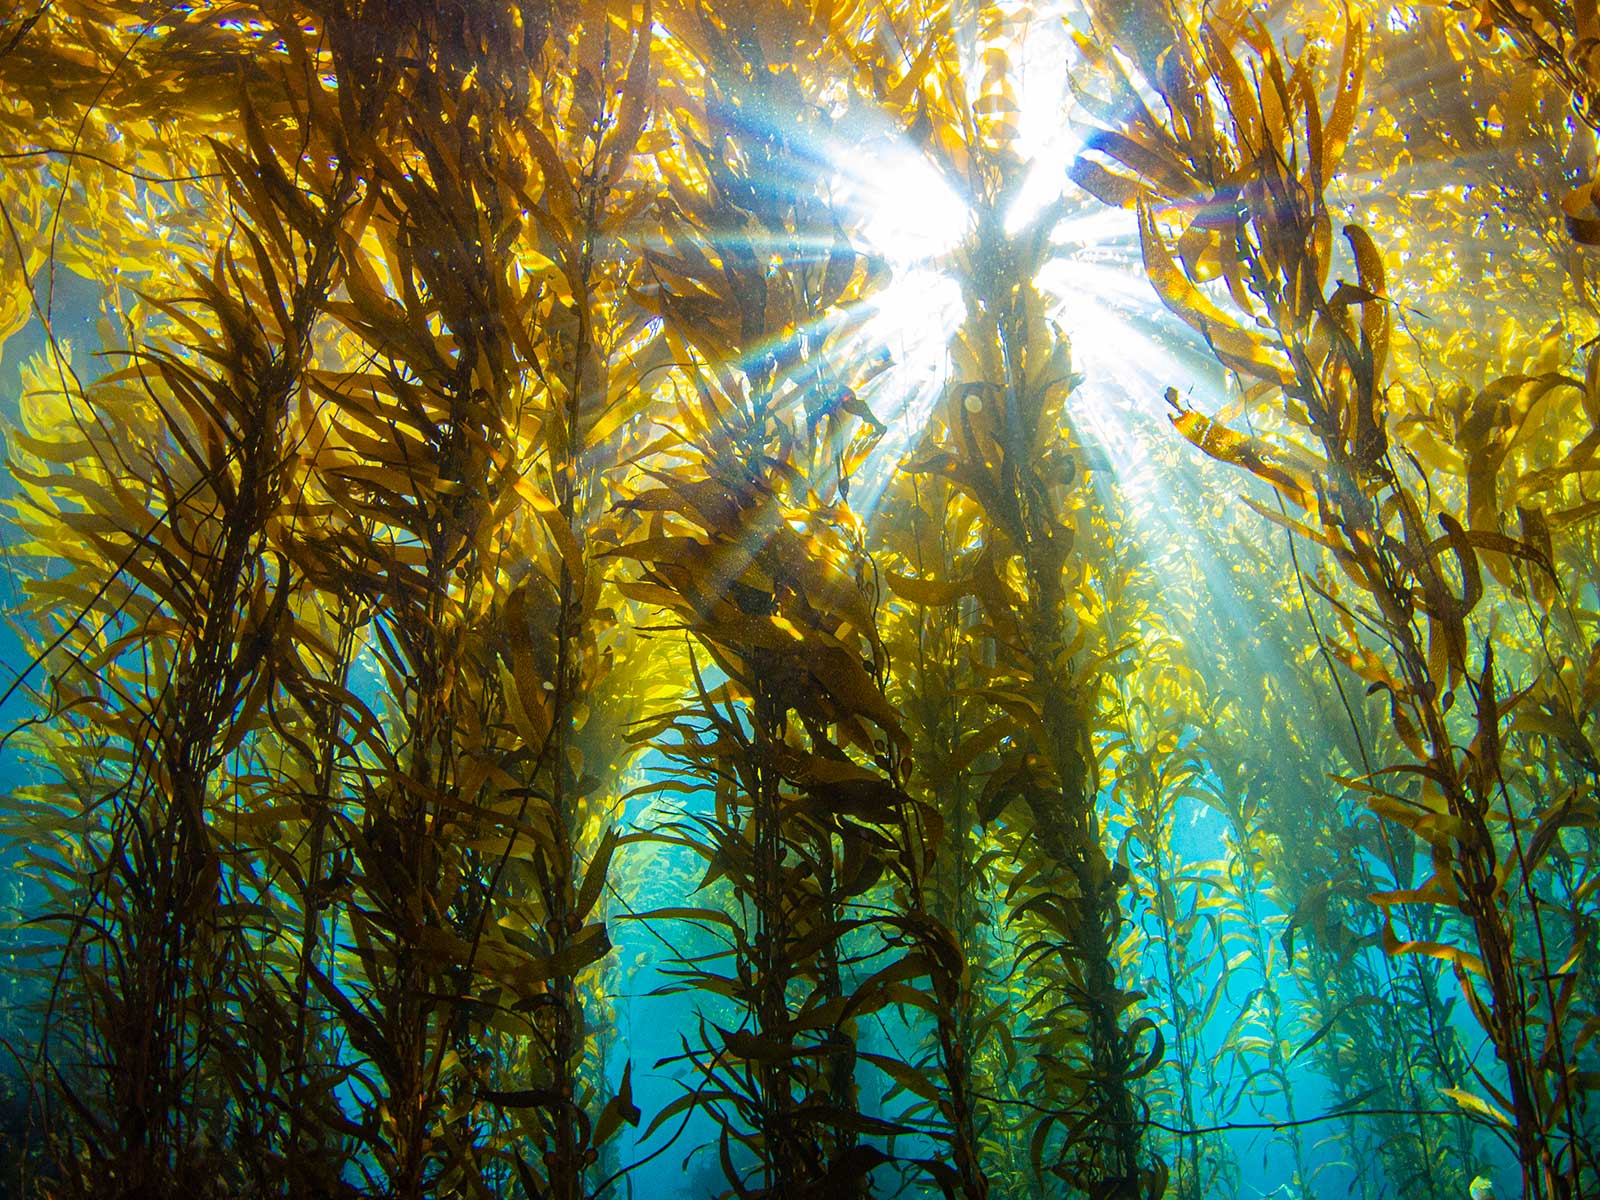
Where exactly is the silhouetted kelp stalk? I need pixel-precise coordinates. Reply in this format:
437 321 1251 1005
1447 9 1600 1185
876 464 1023 1197
288 21 521 1197
1073 3 1598 1195
1200 782 1317 1197
5 7 385 1192
856 482 1002 1200
1096 632 1236 1200
464 4 662 1195
278 2 663 1195
6 8 362 1191
1254 708 1482 1200
1154 476 1478 1200
614 7 1008 1194
4 0 664 1193
5 1 1598 1198
851 3 1163 1194
616 355 904 1190
613 3 908 1193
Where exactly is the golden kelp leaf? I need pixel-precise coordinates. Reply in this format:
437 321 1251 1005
1138 199 1288 384
1124 1015 1165 1080
1200 24 1260 153
1321 21 1365 177
1068 155 1142 208
523 482 587 589
1375 914 1487 977
504 584 554 747
574 825 620 923
806 643 905 745
1435 511 1484 617
1525 792 1600 877
1517 504 1557 609
601 0 655 185
885 569 975 606
1168 398 1317 508
1288 995 1382 1062
519 923 613 984
947 715 1018 778
1343 224 1389 381
1442 1087 1512 1128
859 1051 942 1103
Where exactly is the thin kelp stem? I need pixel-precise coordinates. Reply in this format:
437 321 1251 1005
281 594 362 1194
1074 3 1598 1193
615 5 922 1192
20 33 356 1184
854 4 1159 1189
980 1089 1473 1137
1271 460 1472 1199
1097 636 1229 1200
877 471 999 1199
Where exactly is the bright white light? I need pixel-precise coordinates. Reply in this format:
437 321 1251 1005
841 267 965 514
1003 16 1080 236
1037 247 1174 497
841 142 969 267
822 132 967 513
1006 135 1077 238
860 268 965 396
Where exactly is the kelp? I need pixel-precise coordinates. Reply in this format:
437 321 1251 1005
1203 676 1477 1200
1122 409 1485 1199
6 10 359 1192
1073 2 1600 1195
4 0 1600 1197
1097 628 1235 1200
611 6 991 1193
279 3 666 1195
876 462 1019 1199
4 0 663 1195
853 4 1163 1193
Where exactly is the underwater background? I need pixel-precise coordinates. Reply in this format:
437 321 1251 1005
0 0 1597 1197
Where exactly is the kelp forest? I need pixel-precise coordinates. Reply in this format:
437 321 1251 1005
0 0 1597 1197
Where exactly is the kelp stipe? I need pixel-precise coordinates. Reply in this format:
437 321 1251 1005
852 5 1162 1195
5 12 360 1194
1072 2 1600 1195
1133 435 1480 1199
613 5 919 1189
1216 646 1480 1200
875 465 1013 1200
277 3 661 1195
1096 630 1236 1200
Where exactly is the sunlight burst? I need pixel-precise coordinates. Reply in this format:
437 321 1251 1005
841 140 970 267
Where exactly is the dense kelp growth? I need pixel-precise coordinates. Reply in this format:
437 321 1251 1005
1 0 1598 1197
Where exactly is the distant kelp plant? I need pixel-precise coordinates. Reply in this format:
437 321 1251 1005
1 0 1598 1199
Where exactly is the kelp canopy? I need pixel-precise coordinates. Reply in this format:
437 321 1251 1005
0 0 1597 1197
